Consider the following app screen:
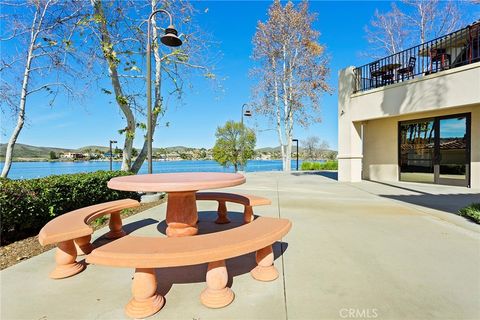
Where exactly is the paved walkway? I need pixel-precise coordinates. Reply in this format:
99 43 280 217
1 172 479 319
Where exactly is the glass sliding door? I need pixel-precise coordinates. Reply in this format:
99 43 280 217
399 119 435 183
436 115 470 187
399 113 471 187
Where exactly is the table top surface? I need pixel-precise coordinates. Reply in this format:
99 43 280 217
380 63 402 71
108 172 246 192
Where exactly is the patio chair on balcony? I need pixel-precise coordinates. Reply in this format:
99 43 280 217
430 48 451 73
397 57 416 81
369 61 385 88
381 70 395 85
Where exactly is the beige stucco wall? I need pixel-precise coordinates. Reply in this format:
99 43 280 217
338 63 480 188
362 105 480 188
350 62 480 122
350 62 480 121
338 68 363 182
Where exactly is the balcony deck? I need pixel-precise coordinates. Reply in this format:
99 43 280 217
354 20 480 93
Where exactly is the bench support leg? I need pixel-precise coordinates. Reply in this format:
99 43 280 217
166 191 198 237
105 211 126 239
125 268 164 319
74 235 93 255
244 206 254 223
251 245 279 282
49 240 85 279
215 201 230 224
200 260 234 308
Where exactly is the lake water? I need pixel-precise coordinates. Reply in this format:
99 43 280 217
2 159 306 180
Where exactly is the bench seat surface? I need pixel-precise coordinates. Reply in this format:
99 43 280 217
86 216 291 268
38 199 140 246
196 192 271 206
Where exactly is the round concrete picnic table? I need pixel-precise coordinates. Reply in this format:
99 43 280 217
108 172 246 237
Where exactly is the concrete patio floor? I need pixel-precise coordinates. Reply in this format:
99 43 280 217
1 171 479 320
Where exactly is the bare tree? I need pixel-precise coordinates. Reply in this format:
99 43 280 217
251 0 330 171
402 0 462 44
364 3 407 56
89 0 217 173
1 0 89 178
317 140 331 159
302 136 330 160
302 136 319 160
364 0 463 57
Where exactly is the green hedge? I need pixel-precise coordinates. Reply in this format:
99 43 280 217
458 203 480 224
0 171 139 245
301 161 338 171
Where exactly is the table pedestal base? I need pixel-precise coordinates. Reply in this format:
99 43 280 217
166 191 199 237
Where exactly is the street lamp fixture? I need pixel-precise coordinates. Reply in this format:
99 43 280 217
241 103 251 126
292 139 299 171
161 25 182 47
240 104 252 171
109 140 117 171
146 9 182 174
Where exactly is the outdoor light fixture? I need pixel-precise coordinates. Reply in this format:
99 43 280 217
109 140 117 171
240 104 252 171
292 139 299 171
242 103 252 121
146 9 182 174
161 25 183 47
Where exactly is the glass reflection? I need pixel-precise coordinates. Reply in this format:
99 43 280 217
439 117 467 181
399 119 435 183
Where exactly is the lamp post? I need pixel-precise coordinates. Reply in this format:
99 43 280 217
146 9 182 174
240 103 252 171
109 140 117 171
292 139 299 171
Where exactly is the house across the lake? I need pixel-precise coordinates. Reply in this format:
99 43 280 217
60 152 85 160
338 20 480 188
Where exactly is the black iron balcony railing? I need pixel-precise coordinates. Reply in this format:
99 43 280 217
354 20 480 93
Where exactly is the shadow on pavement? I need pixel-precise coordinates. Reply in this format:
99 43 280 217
380 192 480 214
92 218 159 248
92 211 289 297
370 181 480 214
290 171 338 181
155 241 288 296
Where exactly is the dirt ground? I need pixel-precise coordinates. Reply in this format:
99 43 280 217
0 199 165 270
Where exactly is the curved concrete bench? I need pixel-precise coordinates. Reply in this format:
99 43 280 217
38 199 140 279
87 216 291 319
196 192 271 224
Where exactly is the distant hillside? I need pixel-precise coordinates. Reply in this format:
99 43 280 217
78 145 110 152
0 143 195 159
1 143 336 160
0 143 74 159
256 146 307 153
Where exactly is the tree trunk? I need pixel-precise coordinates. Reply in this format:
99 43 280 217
281 45 291 172
131 1 163 174
271 57 285 170
131 142 147 173
92 0 135 172
1 9 41 178
285 107 294 172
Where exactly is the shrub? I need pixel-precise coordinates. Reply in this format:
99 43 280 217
301 161 338 171
458 203 480 224
0 171 139 244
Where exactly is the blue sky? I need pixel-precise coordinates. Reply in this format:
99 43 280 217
1 1 478 151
